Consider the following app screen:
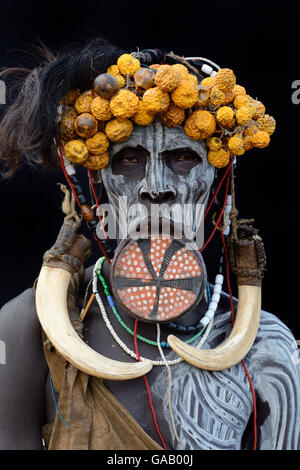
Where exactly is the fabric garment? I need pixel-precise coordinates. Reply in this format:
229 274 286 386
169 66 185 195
42 338 162 450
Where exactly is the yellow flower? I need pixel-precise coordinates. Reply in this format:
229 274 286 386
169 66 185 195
117 54 140 76
105 118 133 142
110 89 140 119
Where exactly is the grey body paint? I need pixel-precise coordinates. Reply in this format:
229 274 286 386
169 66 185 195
101 120 215 239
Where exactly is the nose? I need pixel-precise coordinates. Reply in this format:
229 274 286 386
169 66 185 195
139 155 176 203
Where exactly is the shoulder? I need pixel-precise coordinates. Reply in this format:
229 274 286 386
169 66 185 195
0 288 41 337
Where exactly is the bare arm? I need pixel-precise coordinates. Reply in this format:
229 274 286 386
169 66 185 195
247 311 300 450
0 288 48 449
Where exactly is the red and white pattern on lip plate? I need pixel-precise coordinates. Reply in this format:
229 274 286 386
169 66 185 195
114 235 202 322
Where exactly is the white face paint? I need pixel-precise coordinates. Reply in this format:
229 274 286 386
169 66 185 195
101 120 215 241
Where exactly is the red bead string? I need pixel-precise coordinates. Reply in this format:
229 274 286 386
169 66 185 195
87 169 109 241
200 165 231 253
58 138 112 264
220 229 257 450
133 319 168 450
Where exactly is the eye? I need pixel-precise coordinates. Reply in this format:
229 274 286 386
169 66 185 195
176 153 199 161
121 155 141 163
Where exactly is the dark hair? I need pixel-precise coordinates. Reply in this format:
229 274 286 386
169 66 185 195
0 38 126 175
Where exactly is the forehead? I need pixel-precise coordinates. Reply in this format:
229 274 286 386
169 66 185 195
109 119 207 157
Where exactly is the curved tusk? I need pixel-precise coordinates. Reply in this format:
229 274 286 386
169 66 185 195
35 266 153 380
167 284 261 371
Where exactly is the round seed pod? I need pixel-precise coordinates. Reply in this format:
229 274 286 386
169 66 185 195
228 135 245 156
106 65 120 76
159 103 185 127
94 73 119 99
91 96 113 121
117 54 140 76
61 89 80 105
216 106 235 127
209 87 225 107
206 136 222 151
110 89 140 119
208 148 230 168
75 113 98 139
105 118 133 142
64 140 89 164
233 84 246 97
83 151 110 170
86 132 109 154
184 110 216 140
75 94 93 114
195 90 210 107
134 68 156 90
142 87 170 113
235 106 253 125
251 130 270 148
257 114 276 135
154 64 180 92
252 100 266 120
215 68 236 92
171 77 199 109
132 101 155 126
201 76 216 88
172 63 189 79
60 106 77 139
115 74 126 89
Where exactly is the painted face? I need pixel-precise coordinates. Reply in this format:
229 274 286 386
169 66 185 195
101 120 215 242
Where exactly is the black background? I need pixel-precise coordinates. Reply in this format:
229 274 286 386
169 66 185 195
0 0 299 339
